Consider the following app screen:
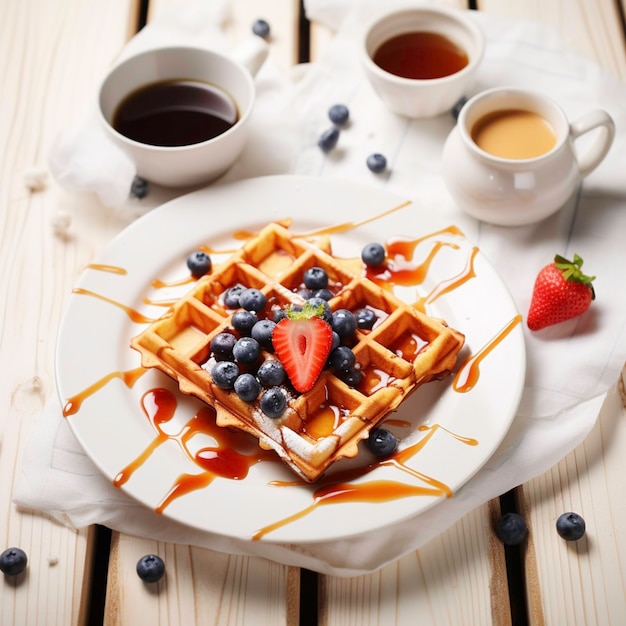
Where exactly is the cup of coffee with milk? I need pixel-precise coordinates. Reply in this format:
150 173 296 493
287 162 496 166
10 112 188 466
442 87 615 226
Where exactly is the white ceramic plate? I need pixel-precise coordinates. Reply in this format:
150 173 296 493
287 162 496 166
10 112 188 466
56 175 525 543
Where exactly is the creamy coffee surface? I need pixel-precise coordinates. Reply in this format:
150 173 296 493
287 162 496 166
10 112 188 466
471 109 557 159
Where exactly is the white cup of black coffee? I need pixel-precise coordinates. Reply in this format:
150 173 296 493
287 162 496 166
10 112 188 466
98 39 268 187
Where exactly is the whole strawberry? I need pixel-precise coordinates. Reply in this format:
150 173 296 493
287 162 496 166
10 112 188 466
527 254 595 331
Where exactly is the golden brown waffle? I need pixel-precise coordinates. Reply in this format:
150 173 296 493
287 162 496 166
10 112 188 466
131 223 464 482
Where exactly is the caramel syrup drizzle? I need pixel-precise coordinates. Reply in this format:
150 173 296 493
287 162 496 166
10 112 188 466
453 314 523 393
72 288 157 324
413 246 479 314
86 263 127 275
62 367 146 417
111 388 276 513
252 424 478 540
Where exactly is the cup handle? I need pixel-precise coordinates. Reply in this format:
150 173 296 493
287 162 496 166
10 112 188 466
570 110 615 178
230 37 269 78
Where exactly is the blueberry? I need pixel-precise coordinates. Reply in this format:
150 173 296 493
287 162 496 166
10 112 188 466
367 428 398 457
329 345 355 370
251 319 276 350
318 127 339 152
0 547 28 576
306 297 332 323
233 337 261 364
556 512 586 541
130 175 149 199
211 360 239 389
136 554 165 583
451 95 468 121
273 308 288 323
232 310 258 335
260 387 287 418
355 307 377 330
338 368 363 388
328 104 350 126
210 332 236 360
303 267 329 290
296 288 313 300
331 309 357 337
234 373 261 402
186 251 212 278
366 153 387 173
361 242 386 267
314 288 334 301
331 331 341 352
252 18 270 38
257 359 286 387
497 512 528 546
239 288 267 312
224 284 246 309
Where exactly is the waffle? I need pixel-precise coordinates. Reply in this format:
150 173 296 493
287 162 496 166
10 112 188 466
130 223 465 482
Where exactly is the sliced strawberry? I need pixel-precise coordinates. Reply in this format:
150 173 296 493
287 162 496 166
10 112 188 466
272 304 333 393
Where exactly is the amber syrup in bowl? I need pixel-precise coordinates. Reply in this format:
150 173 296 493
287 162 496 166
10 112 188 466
372 31 469 80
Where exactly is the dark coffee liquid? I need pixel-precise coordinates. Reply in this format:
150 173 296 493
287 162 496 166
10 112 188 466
112 79 238 147
373 31 468 79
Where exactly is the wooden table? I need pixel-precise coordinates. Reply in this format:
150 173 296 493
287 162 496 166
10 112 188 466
1 1 625 624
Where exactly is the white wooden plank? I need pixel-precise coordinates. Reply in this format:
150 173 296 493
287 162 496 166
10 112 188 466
0 0 139 624
521 377 626 625
320 502 511 626
105 534 300 626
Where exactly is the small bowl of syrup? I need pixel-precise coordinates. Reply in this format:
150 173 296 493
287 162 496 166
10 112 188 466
361 6 484 118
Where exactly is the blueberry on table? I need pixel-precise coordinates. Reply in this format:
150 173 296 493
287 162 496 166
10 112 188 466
260 387 287 418
556 512 586 541
211 360 240 389
303 266 329 290
238 288 267 313
318 127 340 152
328 104 350 126
0 547 28 576
366 153 387 173
497 512 528 546
130 175 149 199
186 251 212 278
136 554 165 583
252 18 270 38
451 96 468 121
234 372 261 402
367 428 398 457
361 242 386 267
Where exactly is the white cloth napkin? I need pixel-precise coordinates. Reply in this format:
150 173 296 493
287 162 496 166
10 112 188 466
15 0 626 576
